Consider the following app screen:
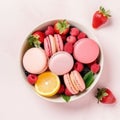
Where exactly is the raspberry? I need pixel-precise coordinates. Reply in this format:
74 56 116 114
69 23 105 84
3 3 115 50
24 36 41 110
65 88 73 96
64 42 73 54
45 26 54 36
77 32 87 39
74 62 84 72
57 84 65 94
70 27 79 36
27 74 38 85
90 63 100 73
66 35 76 44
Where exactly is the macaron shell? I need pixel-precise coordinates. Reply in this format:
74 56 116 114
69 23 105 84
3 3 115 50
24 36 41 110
44 35 56 57
54 34 63 51
49 51 74 75
49 35 56 55
73 38 99 64
23 47 47 74
44 36 51 57
70 70 85 92
64 73 79 94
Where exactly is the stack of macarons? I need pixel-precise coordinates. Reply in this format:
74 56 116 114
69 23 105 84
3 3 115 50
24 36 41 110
22 19 101 100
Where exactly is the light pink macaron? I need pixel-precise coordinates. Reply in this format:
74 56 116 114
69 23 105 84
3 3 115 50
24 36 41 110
64 70 85 94
48 51 74 75
22 47 48 74
44 35 56 57
64 73 79 94
73 38 99 64
70 70 85 92
54 34 63 51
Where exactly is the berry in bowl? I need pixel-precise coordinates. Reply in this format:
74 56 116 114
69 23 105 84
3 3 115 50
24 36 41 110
20 19 104 103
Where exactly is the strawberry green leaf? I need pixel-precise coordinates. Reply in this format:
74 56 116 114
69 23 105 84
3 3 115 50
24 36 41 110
28 35 40 48
61 94 71 102
99 6 111 17
95 88 108 103
83 71 94 88
56 20 70 34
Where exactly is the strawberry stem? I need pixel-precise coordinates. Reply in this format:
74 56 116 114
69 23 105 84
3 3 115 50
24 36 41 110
28 35 41 48
99 6 111 17
56 20 70 34
95 88 108 103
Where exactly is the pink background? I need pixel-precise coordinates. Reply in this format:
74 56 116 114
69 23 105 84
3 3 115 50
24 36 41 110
0 0 120 120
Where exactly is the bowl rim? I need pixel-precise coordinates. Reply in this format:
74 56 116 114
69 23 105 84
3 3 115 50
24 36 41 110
19 19 104 103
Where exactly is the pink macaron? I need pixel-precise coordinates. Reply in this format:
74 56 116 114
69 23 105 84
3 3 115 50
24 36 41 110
48 51 74 75
70 70 85 92
44 35 56 57
64 70 85 94
22 47 48 74
64 73 79 94
54 34 63 51
73 38 100 64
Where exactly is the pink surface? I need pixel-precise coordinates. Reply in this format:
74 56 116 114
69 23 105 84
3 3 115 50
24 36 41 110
73 38 99 64
64 73 78 94
48 51 74 75
23 47 47 74
54 34 63 51
70 70 85 92
1 1 120 120
44 35 56 57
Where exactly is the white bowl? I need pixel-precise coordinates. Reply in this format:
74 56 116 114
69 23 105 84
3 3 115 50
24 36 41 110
20 19 104 103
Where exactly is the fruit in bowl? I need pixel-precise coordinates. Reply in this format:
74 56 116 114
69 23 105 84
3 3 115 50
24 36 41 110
20 19 104 103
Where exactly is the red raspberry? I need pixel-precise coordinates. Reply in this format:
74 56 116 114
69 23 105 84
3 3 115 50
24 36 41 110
66 35 76 44
27 74 38 85
70 27 80 36
77 32 87 39
64 42 73 54
45 26 54 36
65 88 73 96
74 62 84 72
57 84 65 94
90 63 100 73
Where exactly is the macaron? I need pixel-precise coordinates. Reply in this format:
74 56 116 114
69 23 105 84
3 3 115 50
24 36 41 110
64 73 79 94
73 38 99 64
48 51 74 75
70 70 85 92
54 34 63 51
64 70 85 94
44 35 56 57
22 47 47 74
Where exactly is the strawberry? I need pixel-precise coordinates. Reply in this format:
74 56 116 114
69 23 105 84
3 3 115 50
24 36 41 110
54 20 70 35
92 6 111 28
28 31 45 47
96 88 116 104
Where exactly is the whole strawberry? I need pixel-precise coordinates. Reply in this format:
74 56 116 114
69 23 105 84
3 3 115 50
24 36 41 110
92 6 111 28
28 31 45 47
96 88 116 104
54 20 70 35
